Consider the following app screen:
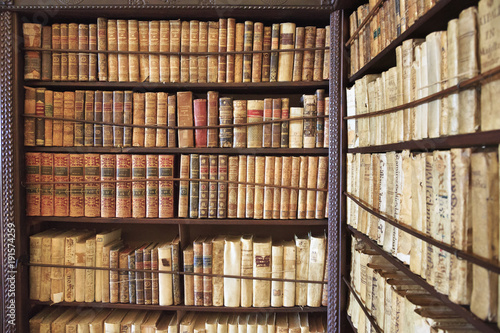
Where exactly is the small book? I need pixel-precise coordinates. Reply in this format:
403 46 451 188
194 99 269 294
199 154 210 218
302 94 317 148
289 107 304 148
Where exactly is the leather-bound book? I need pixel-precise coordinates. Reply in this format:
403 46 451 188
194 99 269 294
84 154 100 217
115 154 132 218
280 98 290 147
69 154 84 217
302 94 317 148
315 89 325 147
63 91 75 147
208 21 219 83
263 156 275 219
198 21 208 83
138 21 149 82
35 88 46 146
252 22 264 82
159 20 170 83
180 21 190 83
207 91 219 147
143 242 156 305
26 152 42 216
193 236 205 306
106 20 118 82
247 100 264 148
144 92 157 147
52 23 61 81
280 156 292 219
199 154 210 218
131 154 146 218
208 154 218 218
302 26 316 81
243 21 253 83
60 23 69 81
194 99 208 147
158 154 174 218
254 156 265 219
271 98 282 148
203 237 214 306
177 91 194 148
112 90 124 148
183 245 195 306
100 154 116 218
102 91 113 147
119 246 134 304
262 26 272 82
227 156 239 218
41 26 52 81
169 19 181 83
149 21 160 83
269 23 280 82
93 91 103 146
306 156 319 219
156 92 168 147
234 23 245 83
134 243 149 305
292 26 305 82
297 156 308 219
123 90 133 147
167 94 177 147
73 90 85 146
218 18 227 83
262 98 272 148
218 155 229 219
23 23 42 80
219 97 233 148
83 90 94 147
54 153 70 217
246 155 256 218
278 23 296 82
226 18 236 82
24 87 36 146
189 20 199 83
212 235 225 306
233 99 247 148
97 18 107 81
128 20 139 82
132 92 145 146
44 91 53 148
313 28 325 81
289 156 300 219
53 91 64 146
272 156 282 220
189 154 200 218
237 155 247 219
178 154 190 218
40 153 54 216
315 156 328 219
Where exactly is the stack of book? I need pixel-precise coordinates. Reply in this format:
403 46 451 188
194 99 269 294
347 236 482 333
29 228 182 306
347 147 499 322
347 4 500 148
183 233 327 308
25 153 175 218
24 89 329 149
22 19 330 83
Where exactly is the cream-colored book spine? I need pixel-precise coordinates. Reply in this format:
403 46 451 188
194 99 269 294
277 23 296 82
294 235 310 306
241 234 253 307
280 156 292 219
282 240 296 307
224 235 241 307
382 152 396 254
470 150 498 321
271 241 284 307
305 156 318 219
289 157 301 219
253 237 272 307
74 236 90 302
263 156 275 219
254 156 265 219
246 155 256 218
306 233 326 307
426 31 443 138
84 237 96 302
289 107 303 148
367 154 380 240
315 156 328 220
409 153 425 275
397 150 412 265
422 153 434 282
237 155 247 219
158 242 173 306
212 235 225 307
50 230 76 303
297 156 308 219
272 156 282 219
447 19 459 135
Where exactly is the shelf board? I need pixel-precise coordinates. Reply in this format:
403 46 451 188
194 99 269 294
347 226 500 333
347 129 500 154
30 301 327 312
347 0 478 83
24 80 329 92
27 216 328 226
24 146 329 155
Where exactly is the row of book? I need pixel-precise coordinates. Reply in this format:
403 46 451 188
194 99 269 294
347 4 500 148
25 88 329 149
346 148 500 323
23 18 331 83
348 236 481 333
348 0 441 76
178 154 328 220
183 233 327 308
29 228 328 308
30 307 327 333
25 153 328 220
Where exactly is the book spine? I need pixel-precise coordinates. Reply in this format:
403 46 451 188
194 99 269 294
313 28 325 81
198 21 208 83
54 154 70 216
35 88 45 146
51 91 62 147
297 156 308 219
139 21 150 82
128 252 136 304
207 91 219 148
226 18 236 83
84 91 94 146
149 21 160 83
208 154 218 218
247 100 264 148
219 97 233 148
132 92 145 147
302 94 317 148
180 21 190 83
278 23 296 82
144 92 157 147
159 20 170 83
84 154 100 218
158 246 173 306
237 155 247 218
109 248 120 303
132 154 146 218
112 90 124 147
156 92 168 147
289 156 301 219
183 248 194 306
40 153 54 216
280 156 292 219
243 21 253 83
128 20 140 82
246 155 256 218
269 24 280 82
116 154 132 218
233 99 247 148
123 91 133 147
271 243 284 307
218 155 228 219
24 87 36 146
315 156 328 219
289 107 304 148
272 156 282 220
178 154 190 218
203 240 213 306
302 26 316 81
100 154 116 218
295 236 309 306
254 156 265 219
167 94 177 148
280 98 289 147
135 248 144 304
146 155 159 218
78 24 89 81
241 235 253 307
306 156 319 219
253 239 272 307
199 155 210 218
73 90 85 146
212 239 224 306
189 154 200 218
169 20 180 83
23 23 41 80
97 18 107 81
172 240 181 305
262 98 272 148
51 23 61 81
158 155 175 218
315 89 325 148
93 91 103 147
25 152 42 216
218 18 227 83
143 247 152 305
263 156 275 219
107 20 118 82
102 91 113 147
119 251 130 304
227 156 239 218
69 154 84 217
292 27 305 82
177 91 194 148
85 238 96 302
194 99 208 147
262 26 272 82
234 23 245 83
60 23 68 81
193 240 204 306
41 26 52 81
252 22 264 82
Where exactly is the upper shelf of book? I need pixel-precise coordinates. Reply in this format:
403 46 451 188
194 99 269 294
347 0 478 83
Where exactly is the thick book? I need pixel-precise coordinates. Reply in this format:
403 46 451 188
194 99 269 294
253 237 272 307
208 21 219 83
283 240 296 307
241 234 254 307
207 91 219 148
54 154 70 217
177 91 194 148
277 23 296 82
29 229 58 300
100 154 116 218
144 92 157 147
178 154 190 218
190 21 200 83
289 107 304 148
50 230 76 303
115 20 128 83
131 154 146 218
115 154 132 218
198 21 208 83
159 20 170 83
149 21 160 83
243 21 254 83
158 242 173 306
138 21 149 82
234 23 245 83
294 235 310 306
84 236 96 302
224 235 241 307
180 21 190 83
170 20 181 83
159 155 174 218
183 244 195 306
69 154 84 217
194 99 208 147
307 233 326 307
23 23 42 80
252 22 264 82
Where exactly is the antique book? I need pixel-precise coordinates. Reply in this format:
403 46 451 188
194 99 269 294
177 91 194 148
199 154 210 218
118 246 134 304
280 98 290 148
262 26 272 82
146 154 159 218
289 107 304 148
269 98 281 148
209 154 218 218
82 90 93 147
302 26 316 81
226 18 236 82
218 18 227 82
100 154 116 218
114 154 131 217
271 241 284 307
156 92 167 147
180 21 190 83
306 156 319 219
24 87 36 146
178 154 190 218
283 240 296 307
84 236 96 302
149 21 161 83
69 154 84 217
134 243 149 305
280 156 292 219
315 89 325 148
252 22 264 82
198 21 208 83
219 97 233 147
247 100 264 148
426 32 443 138
470 151 498 321
156 313 176 333
323 25 331 80
50 230 76 303
131 154 146 218
263 156 275 219
167 94 177 147
278 23 296 82
60 23 69 81
109 242 126 304
207 91 219 148
159 20 170 83
102 91 113 147
189 20 200 83
127 20 139 82
170 20 181 83
51 24 61 81
237 155 247 219
262 98 273 148
143 242 158 305
54 153 70 217
409 153 424 275
208 21 219 83
253 237 272 307
39 229 62 303
193 236 205 306
292 26 305 82
302 94 317 148
93 91 103 146
295 235 310 306
212 234 225 307
24 23 42 80
183 244 195 306
106 20 118 82
479 0 500 131
313 28 325 81
96 18 107 81
246 155 256 218
242 21 254 82
233 99 247 148
272 156 282 220
30 229 58 300
234 22 245 82
289 157 301 219
101 239 124 303
218 155 229 218
241 234 254 307
103 309 128 333
144 92 157 148
73 90 85 146
62 91 75 147
116 20 129 82
224 235 242 307
307 233 326 307
189 154 200 218
171 236 181 305
194 99 208 148
254 156 266 219
315 156 328 219
26 152 41 216
203 237 214 306
227 156 239 218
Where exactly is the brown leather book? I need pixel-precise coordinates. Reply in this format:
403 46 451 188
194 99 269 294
144 92 157 147
302 94 317 148
84 90 94 147
93 91 103 147
218 18 227 83
218 155 228 219
193 99 208 148
123 90 133 147
183 245 195 305
262 26 272 82
177 91 194 148
226 18 236 82
159 155 175 218
102 91 113 147
169 19 181 83
203 237 214 306
23 23 42 80
189 20 200 83
243 21 254 83
208 21 219 83
106 20 118 82
246 155 256 218
24 87 36 146
84 154 100 217
78 24 89 82
292 26 305 82
189 154 200 218
100 154 116 218
263 156 275 219
69 154 85 217
132 154 146 218
51 23 61 81
233 99 247 148
167 94 177 147
262 98 272 148
156 92 168 147
199 154 210 218
149 21 160 83
88 23 97 81
178 154 190 218
315 89 325 148
54 153 70 217
40 153 54 216
128 20 139 82
138 21 150 82
180 21 190 83
74 90 85 147
271 98 282 148
41 26 52 81
143 242 156 305
25 152 41 216
252 22 264 82
247 100 264 148
118 246 134 304
60 23 69 81
115 154 132 218
280 98 290 148
159 20 170 83
237 155 247 218
227 156 239 218
208 155 218 218
97 18 107 81
112 91 124 148
198 21 208 83
302 26 316 81
193 237 205 306
234 23 245 83
269 23 280 82
207 91 219 147
63 91 75 147
313 28 326 81
132 92 145 147
35 88 46 146
219 97 233 148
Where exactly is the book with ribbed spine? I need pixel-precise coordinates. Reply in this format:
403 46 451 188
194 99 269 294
26 152 41 216
97 18 107 81
292 27 305 82
199 154 210 218
177 91 194 148
226 18 236 82
262 26 272 82
127 247 136 304
254 156 265 219
203 237 214 306
253 237 272 307
41 26 51 81
155 92 167 147
180 21 190 83
138 21 149 82
116 20 128 83
159 20 170 83
51 24 61 81
102 91 113 147
115 154 132 218
262 98 272 148
144 92 157 147
60 23 68 81
54 153 70 217
193 236 205 306
207 21 219 83
219 97 233 148
280 98 290 147
178 154 190 218
189 154 200 218
171 236 181 305
100 154 116 218
112 90 124 147
323 25 330 80
169 20 180 83
227 156 239 218
313 28 325 81
315 89 325 147
128 20 139 82
159 155 174 218
207 91 219 148
252 22 264 82
269 24 280 82
243 21 254 83
183 245 194 306
72 90 84 146
123 90 133 147
93 91 103 146
189 20 199 83
40 153 54 216
198 21 208 83
83 90 93 146
131 154 146 218
62 91 75 147
35 88 45 146
237 155 247 219
23 23 42 80
235 23 245 83
69 154 84 217
212 235 225 307
132 92 145 147
241 234 254 307
218 155 229 219
208 154 218 218
246 156 256 218
263 156 275 219
302 26 316 81
118 246 134 304
297 156 308 219
278 23 296 82
280 156 292 219
193 99 208 148
271 241 283 307
302 94 317 148
218 18 227 83
143 242 156 305
247 100 264 148
24 87 36 146
134 243 149 305
149 21 160 83
272 156 282 220
146 155 159 218
233 99 247 148
106 20 118 82
306 156 319 219
167 94 177 147
106 240 125 304
315 156 328 219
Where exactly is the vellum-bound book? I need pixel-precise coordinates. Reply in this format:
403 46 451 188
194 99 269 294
289 107 304 148
397 150 412 265
283 240 296 307
241 234 254 307
307 232 326 307
212 234 225 307
271 241 284 307
295 235 310 306
158 242 173 306
224 235 241 307
253 237 272 307
409 153 425 275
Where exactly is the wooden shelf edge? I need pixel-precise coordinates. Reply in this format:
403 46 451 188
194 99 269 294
347 129 500 154
342 277 382 333
29 301 327 312
23 147 330 155
27 216 328 226
347 226 500 333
